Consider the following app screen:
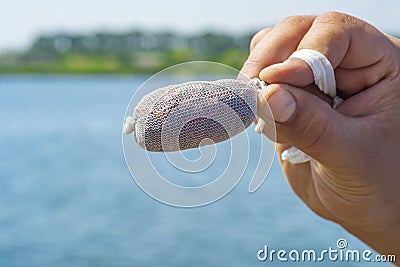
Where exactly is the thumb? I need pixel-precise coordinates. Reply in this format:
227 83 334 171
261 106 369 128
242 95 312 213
258 83 362 164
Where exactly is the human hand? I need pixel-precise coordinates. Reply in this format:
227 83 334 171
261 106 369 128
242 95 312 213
241 12 400 259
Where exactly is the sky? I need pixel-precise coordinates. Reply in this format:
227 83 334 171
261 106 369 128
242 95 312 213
1 0 400 51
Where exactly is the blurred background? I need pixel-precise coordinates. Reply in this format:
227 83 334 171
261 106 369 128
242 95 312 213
0 0 398 266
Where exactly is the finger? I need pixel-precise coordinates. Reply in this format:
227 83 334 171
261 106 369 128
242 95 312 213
336 78 399 117
260 58 314 87
240 15 316 79
257 83 370 166
260 12 394 94
298 12 386 68
258 83 332 143
334 60 393 94
249 28 272 52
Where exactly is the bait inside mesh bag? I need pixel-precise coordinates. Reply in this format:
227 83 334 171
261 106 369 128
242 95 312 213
123 79 259 152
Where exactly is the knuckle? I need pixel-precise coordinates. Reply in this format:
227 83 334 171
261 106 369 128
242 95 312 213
316 11 358 27
250 28 272 50
280 15 309 26
254 28 272 38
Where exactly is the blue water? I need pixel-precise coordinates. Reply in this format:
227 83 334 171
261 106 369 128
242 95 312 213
0 76 387 266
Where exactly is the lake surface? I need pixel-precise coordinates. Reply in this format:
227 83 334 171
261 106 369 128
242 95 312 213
0 75 387 266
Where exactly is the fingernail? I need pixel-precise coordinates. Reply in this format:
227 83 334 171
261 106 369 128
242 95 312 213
259 62 287 77
259 61 288 81
264 62 288 71
264 86 296 123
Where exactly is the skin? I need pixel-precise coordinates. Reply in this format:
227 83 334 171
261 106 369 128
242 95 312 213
240 12 400 263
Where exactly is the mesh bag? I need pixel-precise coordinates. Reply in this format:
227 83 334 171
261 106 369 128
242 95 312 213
124 79 259 152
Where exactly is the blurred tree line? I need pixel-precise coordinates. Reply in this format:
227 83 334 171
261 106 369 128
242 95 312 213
0 31 255 74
